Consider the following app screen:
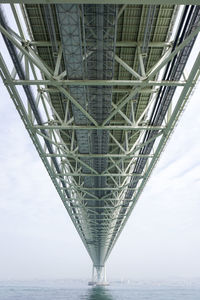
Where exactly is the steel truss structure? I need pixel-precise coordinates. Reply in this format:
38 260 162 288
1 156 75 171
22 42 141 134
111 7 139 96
0 2 200 282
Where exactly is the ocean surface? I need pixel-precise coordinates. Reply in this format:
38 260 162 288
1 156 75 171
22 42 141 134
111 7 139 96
0 279 200 300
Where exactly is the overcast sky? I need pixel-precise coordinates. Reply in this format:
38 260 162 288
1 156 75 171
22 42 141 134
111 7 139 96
0 7 200 281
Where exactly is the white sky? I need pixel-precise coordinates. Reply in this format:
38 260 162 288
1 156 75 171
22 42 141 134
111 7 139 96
0 5 200 281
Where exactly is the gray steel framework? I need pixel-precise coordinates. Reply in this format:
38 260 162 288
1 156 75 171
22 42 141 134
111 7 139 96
0 3 200 282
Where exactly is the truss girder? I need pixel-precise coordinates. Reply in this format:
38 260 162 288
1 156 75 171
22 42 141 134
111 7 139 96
0 3 200 271
56 3 118 266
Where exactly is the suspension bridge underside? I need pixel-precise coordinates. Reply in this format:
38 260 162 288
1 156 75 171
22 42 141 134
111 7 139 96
0 1 200 284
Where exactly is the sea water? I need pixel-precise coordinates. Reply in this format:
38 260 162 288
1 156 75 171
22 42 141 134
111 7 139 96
0 279 200 300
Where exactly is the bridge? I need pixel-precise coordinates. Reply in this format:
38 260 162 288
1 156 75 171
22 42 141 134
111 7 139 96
0 1 200 284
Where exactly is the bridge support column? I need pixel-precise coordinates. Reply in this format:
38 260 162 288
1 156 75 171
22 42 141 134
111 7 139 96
88 265 109 286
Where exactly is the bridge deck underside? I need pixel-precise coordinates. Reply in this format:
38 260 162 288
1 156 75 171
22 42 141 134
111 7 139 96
0 3 200 270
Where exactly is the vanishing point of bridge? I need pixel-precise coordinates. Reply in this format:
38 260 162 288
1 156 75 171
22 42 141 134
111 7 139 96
0 1 200 284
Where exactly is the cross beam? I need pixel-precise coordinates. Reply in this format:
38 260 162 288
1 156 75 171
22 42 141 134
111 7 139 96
1 0 199 4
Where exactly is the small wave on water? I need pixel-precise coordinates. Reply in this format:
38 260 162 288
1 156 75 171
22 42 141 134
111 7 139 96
81 286 113 300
